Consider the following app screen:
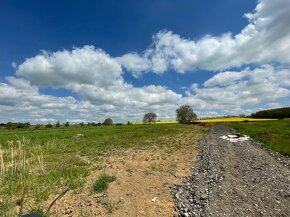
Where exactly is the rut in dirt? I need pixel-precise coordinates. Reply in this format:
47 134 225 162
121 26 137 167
172 125 290 217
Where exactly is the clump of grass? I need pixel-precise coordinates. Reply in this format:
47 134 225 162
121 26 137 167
105 198 121 214
0 138 46 216
93 174 116 193
126 169 134 176
150 163 164 172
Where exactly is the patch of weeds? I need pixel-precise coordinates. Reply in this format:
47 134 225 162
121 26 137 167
105 198 121 214
169 162 177 171
42 165 90 187
143 170 152 176
0 200 17 217
35 190 50 203
93 174 116 193
70 177 86 191
150 163 164 172
126 169 134 176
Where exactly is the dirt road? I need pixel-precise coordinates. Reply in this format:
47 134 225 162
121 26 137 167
172 125 290 216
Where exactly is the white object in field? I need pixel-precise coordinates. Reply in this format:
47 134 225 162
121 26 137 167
151 197 157 202
220 134 249 143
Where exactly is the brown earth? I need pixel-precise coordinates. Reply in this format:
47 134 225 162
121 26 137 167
46 129 202 217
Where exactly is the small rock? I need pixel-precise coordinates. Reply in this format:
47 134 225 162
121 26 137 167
65 208 73 214
200 193 207 200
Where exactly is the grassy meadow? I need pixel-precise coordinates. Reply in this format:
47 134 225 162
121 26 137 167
0 117 288 216
0 124 204 216
229 119 290 156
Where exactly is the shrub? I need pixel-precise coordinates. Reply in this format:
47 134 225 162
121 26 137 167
93 174 116 192
34 124 42 129
55 121 61 128
103 118 113 126
45 122 53 128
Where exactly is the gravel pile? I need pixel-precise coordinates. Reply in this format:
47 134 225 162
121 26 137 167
171 125 290 217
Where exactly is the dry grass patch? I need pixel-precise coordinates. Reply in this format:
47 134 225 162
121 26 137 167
47 127 203 217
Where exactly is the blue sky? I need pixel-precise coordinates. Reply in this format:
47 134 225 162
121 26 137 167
0 0 290 123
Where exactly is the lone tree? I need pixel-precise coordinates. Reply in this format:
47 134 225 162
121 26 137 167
103 118 113 125
176 105 197 124
143 112 157 124
55 121 61 128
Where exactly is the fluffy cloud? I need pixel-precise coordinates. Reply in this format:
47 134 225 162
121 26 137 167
16 46 181 111
17 46 122 87
17 0 290 78
0 77 82 122
116 53 151 77
6 64 290 122
0 77 181 123
6 46 182 122
182 65 290 116
117 0 290 74
20 0 290 77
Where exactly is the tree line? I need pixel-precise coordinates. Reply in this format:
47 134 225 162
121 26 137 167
0 104 198 130
251 107 290 119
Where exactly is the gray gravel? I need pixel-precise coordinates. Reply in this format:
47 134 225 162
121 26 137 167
171 125 290 217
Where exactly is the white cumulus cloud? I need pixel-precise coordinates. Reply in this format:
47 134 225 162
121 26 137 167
17 46 122 87
182 65 290 116
118 0 290 74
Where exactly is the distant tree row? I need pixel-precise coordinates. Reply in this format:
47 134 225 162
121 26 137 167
0 104 198 130
0 122 31 130
251 107 290 119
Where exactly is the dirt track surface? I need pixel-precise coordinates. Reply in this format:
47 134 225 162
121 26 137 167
172 125 290 217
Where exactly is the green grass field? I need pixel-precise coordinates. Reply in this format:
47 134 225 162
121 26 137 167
0 124 203 216
1 119 289 216
229 119 290 157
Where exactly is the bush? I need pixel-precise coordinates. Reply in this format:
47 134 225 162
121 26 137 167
55 121 61 128
103 118 113 126
34 124 42 129
93 174 116 192
45 122 53 128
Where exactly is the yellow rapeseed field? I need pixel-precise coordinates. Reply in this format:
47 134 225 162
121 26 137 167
132 117 276 124
132 121 178 125
196 117 276 123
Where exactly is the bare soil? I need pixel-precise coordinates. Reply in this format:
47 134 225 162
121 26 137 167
172 125 290 216
46 130 201 217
